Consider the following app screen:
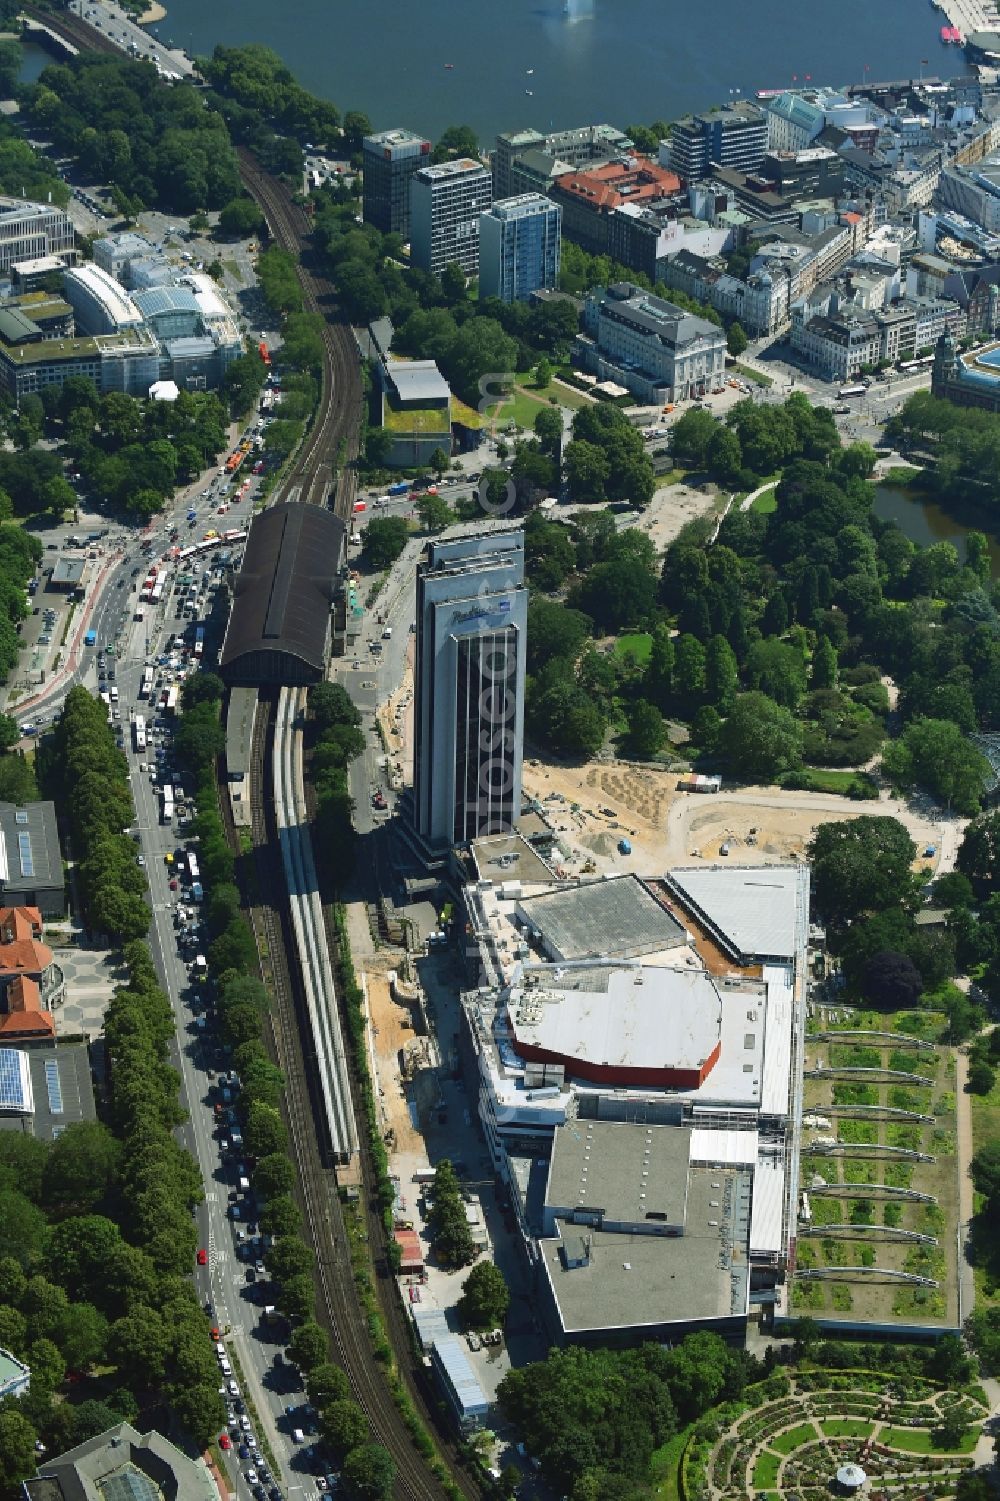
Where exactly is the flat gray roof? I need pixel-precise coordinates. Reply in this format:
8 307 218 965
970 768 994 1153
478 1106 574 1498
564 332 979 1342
540 1165 751 1333
546 1121 692 1227
0 801 61 893
517 875 686 961
225 686 257 781
387 359 450 404
52 558 85 585
0 1043 96 1140
471 832 555 886
665 864 803 961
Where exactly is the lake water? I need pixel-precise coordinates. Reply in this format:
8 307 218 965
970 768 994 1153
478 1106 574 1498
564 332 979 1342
121 0 947 142
872 484 1000 579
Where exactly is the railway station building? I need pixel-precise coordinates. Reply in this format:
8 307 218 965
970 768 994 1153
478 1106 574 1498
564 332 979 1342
219 504 346 686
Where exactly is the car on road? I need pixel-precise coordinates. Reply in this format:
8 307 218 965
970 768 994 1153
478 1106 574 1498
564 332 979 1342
197 1248 207 1265
219 1435 231 1451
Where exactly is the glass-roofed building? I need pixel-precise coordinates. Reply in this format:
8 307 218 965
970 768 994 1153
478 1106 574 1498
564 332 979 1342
25 1423 217 1501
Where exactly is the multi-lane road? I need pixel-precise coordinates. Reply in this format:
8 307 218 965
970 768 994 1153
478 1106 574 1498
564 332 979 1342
14 448 321 1498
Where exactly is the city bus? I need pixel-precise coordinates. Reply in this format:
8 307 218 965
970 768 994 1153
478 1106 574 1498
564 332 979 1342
258 340 271 366
140 667 154 700
837 384 866 398
160 787 174 824
194 626 205 660
132 715 146 753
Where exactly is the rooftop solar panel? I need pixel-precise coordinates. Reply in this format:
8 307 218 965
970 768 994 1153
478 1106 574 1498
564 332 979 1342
17 832 32 879
0 1051 29 1112
44 1059 63 1114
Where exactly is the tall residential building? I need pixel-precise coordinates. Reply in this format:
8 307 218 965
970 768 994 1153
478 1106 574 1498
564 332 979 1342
362 127 431 237
410 159 493 276
479 194 561 302
666 102 767 182
413 530 527 850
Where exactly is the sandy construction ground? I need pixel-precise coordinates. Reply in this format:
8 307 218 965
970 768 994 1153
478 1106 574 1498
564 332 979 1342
522 758 962 878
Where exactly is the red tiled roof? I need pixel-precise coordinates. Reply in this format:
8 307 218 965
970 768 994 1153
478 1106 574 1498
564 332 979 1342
0 939 52 976
553 155 681 213
0 907 42 943
0 975 53 1037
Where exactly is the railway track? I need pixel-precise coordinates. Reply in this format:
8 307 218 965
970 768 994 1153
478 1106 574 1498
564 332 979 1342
236 148 362 522
238 698 466 1501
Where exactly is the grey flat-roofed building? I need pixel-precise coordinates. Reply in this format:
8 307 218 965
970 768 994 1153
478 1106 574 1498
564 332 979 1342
0 802 63 916
0 308 42 346
0 1041 97 1141
516 875 686 962
50 558 85 590
413 529 527 849
26 1422 217 1501
225 686 257 782
537 1163 751 1347
387 360 451 403
544 1121 692 1235
362 128 431 237
220 505 345 686
429 1337 492 1432
663 863 804 963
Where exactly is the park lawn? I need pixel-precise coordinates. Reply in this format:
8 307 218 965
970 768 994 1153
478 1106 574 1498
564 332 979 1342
751 484 778 514
883 1427 978 1455
650 1428 688 1501
772 1422 818 1454
615 632 653 666
821 1419 873 1439
752 1452 782 1489
735 362 773 387
780 767 862 794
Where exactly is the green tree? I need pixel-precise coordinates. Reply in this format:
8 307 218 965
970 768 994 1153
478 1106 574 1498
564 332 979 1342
719 692 803 783
745 638 807 709
342 1444 396 1501
457 1260 510 1331
218 197 265 237
416 493 452 532
535 357 554 389
810 635 838 690
287 1319 328 1372
0 1189 48 1268
0 1410 37 1490
564 439 610 505
808 816 916 925
320 1398 370 1459
627 699 666 760
883 717 990 815
361 516 409 570
705 636 738 714
726 322 749 357
307 1363 351 1409
42 1122 120 1213
253 1153 295 1198
525 599 592 674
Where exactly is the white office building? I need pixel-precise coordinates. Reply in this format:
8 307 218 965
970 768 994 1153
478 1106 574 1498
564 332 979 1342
63 265 143 336
0 199 75 275
410 158 493 277
577 282 727 403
